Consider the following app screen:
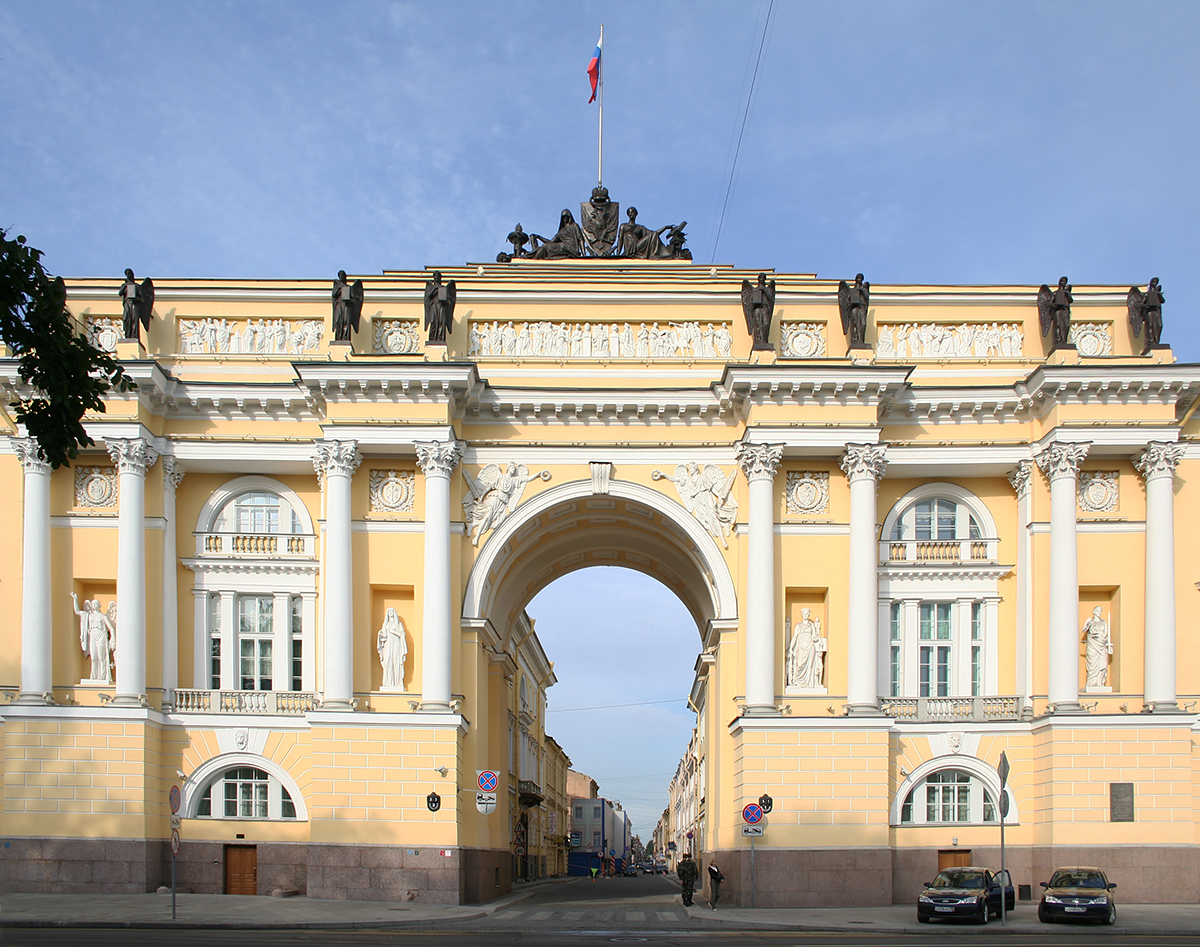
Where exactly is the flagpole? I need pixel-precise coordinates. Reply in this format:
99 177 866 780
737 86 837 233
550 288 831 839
597 23 604 186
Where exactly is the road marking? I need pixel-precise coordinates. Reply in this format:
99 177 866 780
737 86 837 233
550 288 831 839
657 911 676 920
562 911 583 920
626 911 645 921
530 911 551 920
494 910 523 919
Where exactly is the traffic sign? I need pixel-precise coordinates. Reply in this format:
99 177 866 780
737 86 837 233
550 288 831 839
742 803 764 824
515 845 525 856
758 793 773 813
741 824 764 837
476 791 497 815
998 751 1010 790
478 770 499 792
170 814 182 830
169 785 181 814
999 791 1010 818
170 829 180 856
427 791 441 812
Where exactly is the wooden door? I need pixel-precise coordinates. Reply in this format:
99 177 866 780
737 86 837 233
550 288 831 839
225 844 257 895
938 850 971 871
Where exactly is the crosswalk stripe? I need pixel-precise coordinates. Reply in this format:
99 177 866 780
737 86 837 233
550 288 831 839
657 911 676 920
530 911 551 920
626 911 645 921
494 910 523 919
562 911 583 920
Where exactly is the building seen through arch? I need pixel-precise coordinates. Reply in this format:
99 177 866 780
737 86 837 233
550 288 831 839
1 257 1199 906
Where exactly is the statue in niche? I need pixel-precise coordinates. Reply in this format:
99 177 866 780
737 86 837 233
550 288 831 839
462 463 552 545
786 608 827 689
530 210 586 259
1037 276 1074 350
423 270 457 343
1127 278 1165 352
71 592 115 683
377 607 408 689
1082 606 1113 688
117 268 154 342
331 270 364 342
741 273 776 351
580 186 619 257
652 463 737 548
837 274 870 348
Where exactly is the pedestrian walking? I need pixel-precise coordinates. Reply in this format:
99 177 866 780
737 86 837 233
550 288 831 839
708 861 724 909
677 852 698 906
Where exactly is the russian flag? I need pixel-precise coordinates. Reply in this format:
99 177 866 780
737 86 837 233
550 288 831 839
587 32 602 103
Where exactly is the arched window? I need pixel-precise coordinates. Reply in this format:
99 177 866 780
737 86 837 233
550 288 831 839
193 766 299 820
899 769 999 825
889 497 982 541
213 491 302 535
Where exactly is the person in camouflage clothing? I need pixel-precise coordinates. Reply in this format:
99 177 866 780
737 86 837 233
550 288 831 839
677 852 698 906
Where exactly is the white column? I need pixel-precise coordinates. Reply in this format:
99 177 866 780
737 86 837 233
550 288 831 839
1035 440 1090 713
735 442 783 715
107 438 158 706
15 439 53 703
1007 461 1034 709
313 440 361 711
841 444 888 714
1135 441 1184 711
160 458 184 709
416 440 463 711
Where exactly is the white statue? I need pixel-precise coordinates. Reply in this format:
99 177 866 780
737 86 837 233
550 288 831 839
785 608 826 689
71 592 115 683
1082 606 1113 688
376 607 408 689
652 463 738 548
462 462 551 545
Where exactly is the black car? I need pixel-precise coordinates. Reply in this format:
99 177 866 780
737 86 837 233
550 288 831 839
917 867 1015 924
1038 866 1117 924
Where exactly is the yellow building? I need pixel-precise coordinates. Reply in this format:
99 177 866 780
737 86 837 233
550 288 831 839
1 258 1197 905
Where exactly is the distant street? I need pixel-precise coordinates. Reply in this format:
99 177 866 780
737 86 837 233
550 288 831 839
3 875 1200 947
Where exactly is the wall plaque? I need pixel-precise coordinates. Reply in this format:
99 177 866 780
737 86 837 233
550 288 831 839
1109 782 1135 822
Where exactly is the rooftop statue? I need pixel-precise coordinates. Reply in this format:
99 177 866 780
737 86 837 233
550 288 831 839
530 209 586 260
424 270 457 343
740 272 776 351
580 186 619 257
331 270 364 342
118 268 154 342
1127 277 1165 353
1037 276 1073 350
837 273 870 348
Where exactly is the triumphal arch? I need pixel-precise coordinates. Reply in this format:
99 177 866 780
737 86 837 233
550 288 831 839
2 210 1200 905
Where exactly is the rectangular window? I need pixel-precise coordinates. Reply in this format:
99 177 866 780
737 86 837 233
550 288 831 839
238 596 274 690
919 645 952 697
593 806 602 819
971 602 982 640
208 594 222 689
574 806 583 819
936 646 950 696
919 602 952 640
290 596 303 691
592 830 601 848
223 767 269 818
890 645 901 698
890 602 901 641
971 645 982 697
915 499 956 541
240 639 273 691
925 771 971 822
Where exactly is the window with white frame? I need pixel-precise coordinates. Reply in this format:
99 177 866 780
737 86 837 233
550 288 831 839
188 478 317 695
899 769 998 824
194 766 299 820
879 486 1002 700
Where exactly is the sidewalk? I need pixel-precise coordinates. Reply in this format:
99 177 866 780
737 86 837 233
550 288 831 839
0 877 572 930
683 899 1200 936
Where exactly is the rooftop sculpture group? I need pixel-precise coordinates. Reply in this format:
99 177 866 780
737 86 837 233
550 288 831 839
1127 278 1165 353
1037 277 1074 351
496 187 692 262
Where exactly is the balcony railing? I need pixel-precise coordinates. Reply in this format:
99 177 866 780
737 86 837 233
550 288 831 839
173 689 319 715
879 695 1021 722
518 780 544 807
882 538 996 563
195 532 315 557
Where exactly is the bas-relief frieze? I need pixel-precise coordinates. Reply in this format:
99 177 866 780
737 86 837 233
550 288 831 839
462 463 550 545
1078 471 1119 513
178 318 324 355
466 321 733 359
652 463 738 548
1069 322 1114 357
876 322 1024 358
74 466 118 508
368 469 416 513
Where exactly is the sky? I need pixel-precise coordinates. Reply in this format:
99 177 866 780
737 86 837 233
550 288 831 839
3 1 1199 840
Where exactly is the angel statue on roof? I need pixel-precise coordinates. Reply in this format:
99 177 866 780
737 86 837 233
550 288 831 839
462 462 552 545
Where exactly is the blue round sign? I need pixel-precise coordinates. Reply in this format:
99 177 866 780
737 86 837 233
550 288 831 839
742 803 764 824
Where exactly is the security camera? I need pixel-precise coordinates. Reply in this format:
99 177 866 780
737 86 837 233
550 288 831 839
176 770 187 781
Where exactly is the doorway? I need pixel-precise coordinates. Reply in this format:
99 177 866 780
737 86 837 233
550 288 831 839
225 844 258 895
938 849 972 870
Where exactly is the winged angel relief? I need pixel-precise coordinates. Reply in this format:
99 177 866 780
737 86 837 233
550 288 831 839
462 463 551 545
653 463 738 548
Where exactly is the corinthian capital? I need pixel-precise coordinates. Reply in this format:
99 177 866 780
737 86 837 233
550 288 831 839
415 440 464 479
163 457 186 492
12 438 51 476
1007 460 1034 499
1134 441 1184 482
735 443 784 483
839 444 888 484
312 440 362 479
1035 440 1090 482
106 438 159 477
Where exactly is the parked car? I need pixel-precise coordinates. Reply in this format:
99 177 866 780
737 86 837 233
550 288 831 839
1038 867 1117 924
917 867 1015 924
